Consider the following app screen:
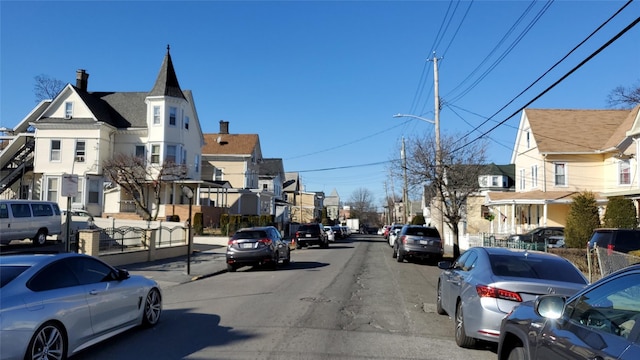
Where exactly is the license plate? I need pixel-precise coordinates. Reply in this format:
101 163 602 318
419 240 428 245
305 234 311 237
241 243 253 249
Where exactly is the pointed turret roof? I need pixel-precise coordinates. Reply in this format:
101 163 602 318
148 45 186 100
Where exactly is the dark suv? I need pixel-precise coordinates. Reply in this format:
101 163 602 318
294 223 329 249
393 225 443 263
587 228 640 253
226 226 291 272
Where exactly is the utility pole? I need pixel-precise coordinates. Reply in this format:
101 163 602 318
432 52 446 253
402 137 408 224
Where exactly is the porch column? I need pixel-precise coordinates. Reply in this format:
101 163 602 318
543 203 548 227
511 201 515 234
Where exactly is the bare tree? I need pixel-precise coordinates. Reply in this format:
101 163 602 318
103 154 187 221
607 80 640 109
34 74 65 102
346 187 378 226
403 132 488 258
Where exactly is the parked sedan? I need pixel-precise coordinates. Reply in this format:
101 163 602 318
437 247 588 348
387 224 404 247
393 225 443 263
0 253 162 360
498 264 640 360
323 226 336 242
226 226 291 271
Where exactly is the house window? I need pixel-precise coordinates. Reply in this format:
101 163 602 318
169 107 177 126
153 106 161 124
519 169 526 190
531 165 538 188
263 184 268 191
72 177 84 204
166 145 177 163
194 154 199 173
135 145 145 160
526 131 530 148
50 140 61 161
151 145 160 164
619 160 631 185
88 178 100 204
214 168 224 181
65 102 73 119
554 163 567 186
491 176 499 186
47 177 59 202
184 116 190 130
182 149 187 165
75 141 85 162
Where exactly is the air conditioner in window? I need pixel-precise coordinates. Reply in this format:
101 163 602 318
75 156 85 162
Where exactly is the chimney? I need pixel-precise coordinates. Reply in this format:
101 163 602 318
219 120 229 134
76 69 89 91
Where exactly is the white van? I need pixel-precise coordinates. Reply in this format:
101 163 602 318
0 200 62 246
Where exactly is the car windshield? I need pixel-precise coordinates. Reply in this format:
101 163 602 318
490 254 587 284
0 265 29 288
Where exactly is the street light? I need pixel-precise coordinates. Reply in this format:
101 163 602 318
392 113 443 240
182 186 194 275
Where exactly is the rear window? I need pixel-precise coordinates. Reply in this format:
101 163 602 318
232 230 268 240
299 225 319 232
490 254 587 284
1 265 29 288
31 203 53 217
405 227 440 238
614 231 640 252
590 231 613 248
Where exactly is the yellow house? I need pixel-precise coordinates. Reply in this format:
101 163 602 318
485 106 640 235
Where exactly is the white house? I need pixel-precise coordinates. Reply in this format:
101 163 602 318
1 46 212 220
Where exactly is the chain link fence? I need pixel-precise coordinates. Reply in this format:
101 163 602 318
588 246 640 282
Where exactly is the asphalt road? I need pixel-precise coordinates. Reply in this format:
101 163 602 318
40 234 498 360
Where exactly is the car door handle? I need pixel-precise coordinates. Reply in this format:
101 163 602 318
89 290 100 295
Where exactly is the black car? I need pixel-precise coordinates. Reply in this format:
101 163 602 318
392 225 443 263
294 223 329 249
226 226 291 272
507 226 564 250
587 228 640 253
498 264 640 360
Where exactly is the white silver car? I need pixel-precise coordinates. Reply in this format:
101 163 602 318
437 247 588 348
0 253 162 360
323 226 336 242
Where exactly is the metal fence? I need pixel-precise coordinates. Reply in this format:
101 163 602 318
476 233 551 252
589 246 640 281
93 218 188 255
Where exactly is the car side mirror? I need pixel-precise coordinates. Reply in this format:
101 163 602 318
117 269 130 281
535 295 565 320
437 260 452 270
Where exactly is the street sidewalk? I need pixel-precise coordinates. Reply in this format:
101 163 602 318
123 236 229 289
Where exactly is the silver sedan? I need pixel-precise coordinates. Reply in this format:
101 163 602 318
0 253 162 360
436 247 588 348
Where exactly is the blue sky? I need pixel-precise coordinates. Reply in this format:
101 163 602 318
1 1 638 208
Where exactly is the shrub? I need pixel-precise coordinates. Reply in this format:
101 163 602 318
602 196 637 228
193 212 203 235
565 191 601 248
412 214 426 225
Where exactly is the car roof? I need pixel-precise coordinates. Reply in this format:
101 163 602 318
0 253 85 267
237 226 274 232
477 246 564 259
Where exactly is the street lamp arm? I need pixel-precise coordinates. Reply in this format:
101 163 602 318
392 113 435 124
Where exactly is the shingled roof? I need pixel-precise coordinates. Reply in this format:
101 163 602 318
202 133 259 155
148 45 186 100
525 108 631 153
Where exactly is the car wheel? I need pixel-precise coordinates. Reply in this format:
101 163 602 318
142 288 162 327
26 322 67 360
33 230 47 246
321 240 329 249
227 263 237 272
436 281 447 315
392 244 397 258
396 245 404 263
507 346 525 360
455 301 476 348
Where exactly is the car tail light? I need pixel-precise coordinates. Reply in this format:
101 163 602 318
476 285 522 302
258 238 272 246
228 239 237 246
295 231 301 238
400 235 407 244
